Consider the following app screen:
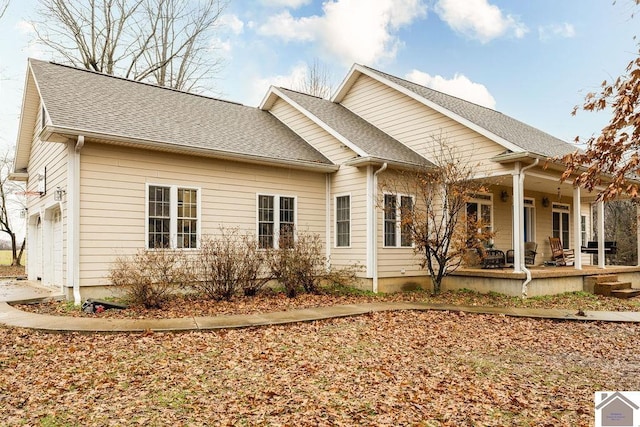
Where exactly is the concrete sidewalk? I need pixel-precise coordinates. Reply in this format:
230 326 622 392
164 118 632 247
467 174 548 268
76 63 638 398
1 279 640 333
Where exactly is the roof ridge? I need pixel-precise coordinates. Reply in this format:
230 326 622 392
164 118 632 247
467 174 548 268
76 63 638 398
277 86 326 101
29 58 244 107
360 64 503 114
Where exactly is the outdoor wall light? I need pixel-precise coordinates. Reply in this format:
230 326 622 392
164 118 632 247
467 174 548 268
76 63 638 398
54 186 66 202
542 197 550 207
500 190 509 202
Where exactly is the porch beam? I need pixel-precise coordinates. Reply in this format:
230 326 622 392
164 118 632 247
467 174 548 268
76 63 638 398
573 186 582 269
597 200 605 269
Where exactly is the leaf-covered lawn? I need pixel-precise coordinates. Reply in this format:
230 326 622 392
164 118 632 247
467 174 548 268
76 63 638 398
2 311 638 426
15 288 640 319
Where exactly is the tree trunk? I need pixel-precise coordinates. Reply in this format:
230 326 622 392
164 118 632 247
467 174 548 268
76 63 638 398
14 236 25 267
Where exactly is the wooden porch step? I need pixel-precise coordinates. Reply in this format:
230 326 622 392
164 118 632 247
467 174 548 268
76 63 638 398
593 281 632 297
611 288 640 299
584 275 619 293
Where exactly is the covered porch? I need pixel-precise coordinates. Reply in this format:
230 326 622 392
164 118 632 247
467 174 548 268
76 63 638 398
443 265 640 298
483 155 640 272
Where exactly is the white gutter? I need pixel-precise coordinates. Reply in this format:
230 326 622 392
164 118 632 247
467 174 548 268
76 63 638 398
519 158 539 298
372 162 387 293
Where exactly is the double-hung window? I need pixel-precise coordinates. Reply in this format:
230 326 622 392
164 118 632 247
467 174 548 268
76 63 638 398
383 194 413 248
335 195 350 247
258 194 296 249
147 184 199 249
552 203 570 248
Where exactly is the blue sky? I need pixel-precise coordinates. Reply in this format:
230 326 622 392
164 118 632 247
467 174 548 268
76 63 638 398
0 0 638 152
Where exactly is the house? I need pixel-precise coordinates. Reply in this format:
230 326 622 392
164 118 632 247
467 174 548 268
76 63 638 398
595 392 639 427
11 59 640 303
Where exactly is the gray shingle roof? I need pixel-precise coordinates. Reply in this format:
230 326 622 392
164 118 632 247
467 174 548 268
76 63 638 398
278 88 432 167
363 66 578 158
29 59 333 166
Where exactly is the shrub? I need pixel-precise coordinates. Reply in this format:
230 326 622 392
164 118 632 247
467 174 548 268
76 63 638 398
194 229 271 301
109 248 195 308
267 232 359 298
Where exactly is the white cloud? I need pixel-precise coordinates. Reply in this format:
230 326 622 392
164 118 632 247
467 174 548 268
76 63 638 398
219 14 245 35
405 69 496 109
435 0 528 43
538 23 575 41
260 0 312 7
14 20 34 35
258 0 427 65
249 63 309 105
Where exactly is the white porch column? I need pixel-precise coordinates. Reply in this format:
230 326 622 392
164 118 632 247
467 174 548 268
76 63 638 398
573 186 582 269
597 200 605 269
512 163 522 273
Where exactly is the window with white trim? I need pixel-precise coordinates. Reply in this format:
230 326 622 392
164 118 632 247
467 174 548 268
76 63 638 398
147 185 199 249
384 194 413 248
467 193 493 238
258 195 296 249
335 195 350 247
552 203 570 249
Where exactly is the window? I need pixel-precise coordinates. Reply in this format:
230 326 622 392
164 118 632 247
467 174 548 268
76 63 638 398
552 203 570 248
384 194 413 247
335 195 350 247
523 198 536 242
258 194 296 249
581 215 588 246
467 193 493 239
147 185 199 249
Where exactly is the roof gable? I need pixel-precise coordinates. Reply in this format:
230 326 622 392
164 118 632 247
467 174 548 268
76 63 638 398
334 64 578 159
263 86 432 168
24 59 334 170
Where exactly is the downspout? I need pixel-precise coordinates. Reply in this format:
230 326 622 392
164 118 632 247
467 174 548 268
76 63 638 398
69 135 84 305
372 162 387 293
519 158 539 298
325 173 331 272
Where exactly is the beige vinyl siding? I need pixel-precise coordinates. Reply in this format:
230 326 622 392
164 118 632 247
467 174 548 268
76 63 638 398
26 100 68 285
78 142 327 286
375 170 425 278
268 97 368 272
341 75 512 177
269 98 357 164
330 166 367 270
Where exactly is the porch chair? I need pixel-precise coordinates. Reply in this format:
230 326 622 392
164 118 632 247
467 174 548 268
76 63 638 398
506 242 538 266
548 237 575 266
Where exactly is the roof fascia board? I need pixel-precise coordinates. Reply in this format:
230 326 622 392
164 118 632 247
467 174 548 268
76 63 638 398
266 87 368 158
13 61 38 172
43 126 339 173
331 63 360 103
344 64 525 155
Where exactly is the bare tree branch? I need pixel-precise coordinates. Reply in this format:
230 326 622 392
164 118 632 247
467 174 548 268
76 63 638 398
0 0 9 20
0 149 25 266
294 59 334 99
31 0 226 91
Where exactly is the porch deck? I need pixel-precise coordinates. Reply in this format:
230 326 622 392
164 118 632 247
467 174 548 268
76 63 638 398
442 265 640 297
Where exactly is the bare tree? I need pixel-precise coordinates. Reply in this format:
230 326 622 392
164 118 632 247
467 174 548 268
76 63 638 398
294 59 333 99
0 150 25 266
0 0 9 20
31 0 226 91
386 136 490 294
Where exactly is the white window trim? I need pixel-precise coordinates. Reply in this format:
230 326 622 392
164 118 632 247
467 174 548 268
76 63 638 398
256 193 298 249
334 193 352 249
145 183 201 250
552 202 571 248
523 197 536 242
382 193 415 248
467 192 494 242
